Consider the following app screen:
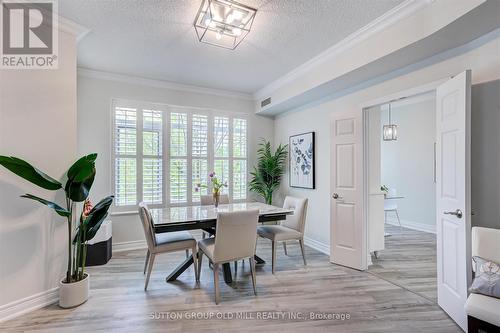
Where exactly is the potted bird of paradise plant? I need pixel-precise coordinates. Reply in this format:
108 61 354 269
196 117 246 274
0 153 113 308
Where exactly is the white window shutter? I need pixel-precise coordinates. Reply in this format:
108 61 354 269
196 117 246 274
113 101 248 208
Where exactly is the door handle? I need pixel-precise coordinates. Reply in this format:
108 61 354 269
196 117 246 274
332 193 343 199
444 209 463 219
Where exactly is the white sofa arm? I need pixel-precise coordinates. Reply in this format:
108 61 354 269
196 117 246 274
471 227 500 263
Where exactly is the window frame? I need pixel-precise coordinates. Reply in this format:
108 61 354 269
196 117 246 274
111 98 249 212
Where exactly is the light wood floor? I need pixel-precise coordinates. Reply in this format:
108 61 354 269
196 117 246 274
369 225 438 303
1 230 459 333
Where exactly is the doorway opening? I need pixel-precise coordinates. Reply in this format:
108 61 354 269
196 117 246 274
365 91 438 302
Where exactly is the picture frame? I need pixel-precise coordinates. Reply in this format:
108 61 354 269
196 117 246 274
289 132 315 189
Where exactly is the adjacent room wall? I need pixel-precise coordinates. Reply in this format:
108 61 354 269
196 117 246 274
77 73 274 247
380 95 437 231
274 35 500 254
0 31 78 316
471 79 500 229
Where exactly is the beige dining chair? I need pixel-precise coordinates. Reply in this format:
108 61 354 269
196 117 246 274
257 196 308 274
200 194 230 205
138 202 199 290
197 210 259 304
200 194 230 239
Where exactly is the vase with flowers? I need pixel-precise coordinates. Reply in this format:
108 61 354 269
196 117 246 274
195 172 227 207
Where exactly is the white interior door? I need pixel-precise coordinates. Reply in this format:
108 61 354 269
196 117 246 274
330 108 366 270
436 70 472 331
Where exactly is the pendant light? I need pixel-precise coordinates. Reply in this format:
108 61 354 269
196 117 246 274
383 102 398 141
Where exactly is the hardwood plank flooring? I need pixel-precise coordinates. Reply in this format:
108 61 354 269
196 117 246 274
1 230 459 333
369 225 437 302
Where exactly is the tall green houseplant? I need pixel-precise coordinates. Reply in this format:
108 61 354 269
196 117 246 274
249 140 288 205
0 154 113 284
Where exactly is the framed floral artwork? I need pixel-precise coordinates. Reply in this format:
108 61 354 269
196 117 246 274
289 132 315 189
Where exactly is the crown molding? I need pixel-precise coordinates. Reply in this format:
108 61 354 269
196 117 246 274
13 3 90 43
77 68 254 101
253 0 429 100
58 15 90 43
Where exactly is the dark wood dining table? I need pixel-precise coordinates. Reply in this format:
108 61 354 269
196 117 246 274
150 202 294 284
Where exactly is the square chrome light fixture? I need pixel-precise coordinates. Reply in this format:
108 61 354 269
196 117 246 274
383 124 398 141
382 103 398 141
194 0 257 50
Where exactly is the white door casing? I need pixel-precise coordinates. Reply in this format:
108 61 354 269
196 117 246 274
330 108 366 270
436 70 472 331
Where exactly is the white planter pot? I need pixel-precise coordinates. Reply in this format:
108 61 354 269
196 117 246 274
59 274 89 308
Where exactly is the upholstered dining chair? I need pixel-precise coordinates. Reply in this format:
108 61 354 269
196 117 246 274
138 202 199 290
197 210 259 304
257 196 308 274
200 194 230 206
200 194 230 239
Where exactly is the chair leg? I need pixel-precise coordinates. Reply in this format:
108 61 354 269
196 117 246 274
249 257 257 296
192 246 199 282
271 240 276 274
213 263 220 304
202 232 206 239
395 209 402 233
299 239 307 265
144 253 156 291
283 241 288 256
234 261 238 276
197 249 203 282
185 249 189 259
143 249 150 274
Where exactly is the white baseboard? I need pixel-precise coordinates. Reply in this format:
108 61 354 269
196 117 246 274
303 236 330 255
386 217 436 234
113 240 147 252
115 238 334 256
0 287 58 323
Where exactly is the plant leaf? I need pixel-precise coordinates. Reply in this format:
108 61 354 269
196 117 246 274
249 139 288 202
67 153 97 182
64 154 97 202
21 194 70 217
0 156 62 190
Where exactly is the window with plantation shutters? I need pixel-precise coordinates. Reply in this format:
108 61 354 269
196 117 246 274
169 112 188 203
114 107 137 206
214 116 230 193
232 118 247 200
192 114 208 202
142 110 163 205
112 100 248 209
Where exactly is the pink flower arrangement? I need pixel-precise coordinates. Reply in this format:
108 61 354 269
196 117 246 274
194 172 228 194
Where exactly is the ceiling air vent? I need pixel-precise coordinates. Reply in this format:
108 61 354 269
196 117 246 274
261 97 271 108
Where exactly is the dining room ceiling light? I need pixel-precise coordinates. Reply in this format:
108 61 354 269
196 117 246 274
383 102 398 141
194 0 257 50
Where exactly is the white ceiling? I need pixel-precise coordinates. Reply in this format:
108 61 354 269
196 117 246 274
60 0 405 94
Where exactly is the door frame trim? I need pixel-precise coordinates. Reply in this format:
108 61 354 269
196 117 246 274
359 77 448 267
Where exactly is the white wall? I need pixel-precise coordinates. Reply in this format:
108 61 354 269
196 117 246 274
77 73 274 246
274 35 500 252
0 31 77 314
380 95 436 229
